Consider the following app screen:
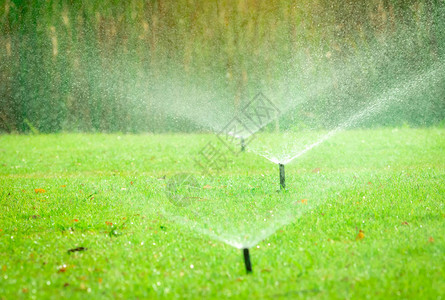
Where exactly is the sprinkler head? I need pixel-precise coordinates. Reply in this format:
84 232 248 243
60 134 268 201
240 138 246 152
243 248 252 274
279 163 285 190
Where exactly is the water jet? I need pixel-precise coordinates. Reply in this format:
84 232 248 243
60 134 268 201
243 248 252 273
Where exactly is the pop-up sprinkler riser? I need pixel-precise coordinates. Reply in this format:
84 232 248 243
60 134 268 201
243 248 252 273
241 138 246 152
279 163 285 190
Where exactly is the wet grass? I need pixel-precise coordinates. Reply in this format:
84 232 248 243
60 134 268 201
0 128 444 299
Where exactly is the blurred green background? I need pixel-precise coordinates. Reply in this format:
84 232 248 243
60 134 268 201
0 0 444 133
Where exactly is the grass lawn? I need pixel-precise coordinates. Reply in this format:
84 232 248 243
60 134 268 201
0 128 444 299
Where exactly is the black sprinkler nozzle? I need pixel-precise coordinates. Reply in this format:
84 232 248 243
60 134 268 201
241 138 246 152
243 248 252 274
279 163 285 190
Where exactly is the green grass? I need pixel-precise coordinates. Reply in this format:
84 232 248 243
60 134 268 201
0 128 444 299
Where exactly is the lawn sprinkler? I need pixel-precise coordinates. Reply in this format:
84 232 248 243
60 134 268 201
241 137 246 152
279 163 285 190
243 248 252 273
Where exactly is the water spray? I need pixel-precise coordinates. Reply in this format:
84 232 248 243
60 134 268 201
243 248 252 273
279 163 285 190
